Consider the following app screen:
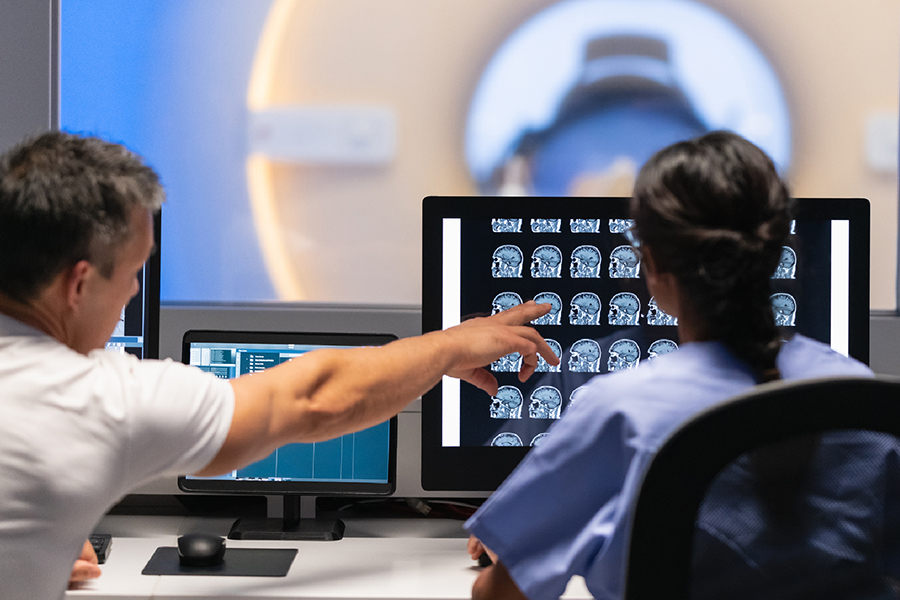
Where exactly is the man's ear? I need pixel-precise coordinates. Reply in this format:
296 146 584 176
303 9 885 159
64 260 93 309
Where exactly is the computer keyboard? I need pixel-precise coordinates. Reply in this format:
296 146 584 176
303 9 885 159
89 533 112 564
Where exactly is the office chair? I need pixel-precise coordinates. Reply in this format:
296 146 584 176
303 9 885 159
624 376 900 600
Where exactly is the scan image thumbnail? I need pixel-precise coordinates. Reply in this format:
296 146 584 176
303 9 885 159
529 386 562 419
492 245 524 278
608 339 640 372
570 218 601 233
531 433 548 447
491 351 522 373
536 339 562 373
531 218 561 233
492 292 523 315
492 218 522 233
646 296 678 326
648 339 678 359
609 292 640 326
609 245 641 278
570 245 602 278
569 339 601 373
532 292 562 325
772 246 797 279
609 219 635 234
490 386 523 419
771 293 796 326
570 292 601 325
531 245 563 278
569 385 589 407
491 432 523 446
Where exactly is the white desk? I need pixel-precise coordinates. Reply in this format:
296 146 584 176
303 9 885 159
66 515 592 599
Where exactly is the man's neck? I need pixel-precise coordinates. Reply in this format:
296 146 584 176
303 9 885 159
0 289 68 344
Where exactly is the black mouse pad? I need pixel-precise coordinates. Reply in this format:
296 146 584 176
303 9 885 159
142 547 297 576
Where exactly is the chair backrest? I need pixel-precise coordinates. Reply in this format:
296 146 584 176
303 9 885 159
624 375 900 600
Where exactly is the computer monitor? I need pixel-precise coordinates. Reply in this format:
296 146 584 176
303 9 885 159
104 212 161 359
421 196 870 491
178 329 398 540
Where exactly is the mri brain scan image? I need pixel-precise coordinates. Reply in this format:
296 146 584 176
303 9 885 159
529 386 563 419
492 245 524 278
773 246 797 279
570 245 602 278
490 386 524 419
608 339 640 372
532 292 562 325
492 218 522 233
491 432 523 446
609 245 641 278
536 339 562 372
531 218 561 233
646 296 678 326
649 339 678 359
609 292 641 326
531 433 548 447
609 219 635 234
570 218 601 233
491 351 522 373
492 292 523 315
569 385 589 408
568 338 601 373
531 245 563 278
570 292 601 325
771 293 797 326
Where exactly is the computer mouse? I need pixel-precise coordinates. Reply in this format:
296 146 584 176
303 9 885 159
177 532 226 567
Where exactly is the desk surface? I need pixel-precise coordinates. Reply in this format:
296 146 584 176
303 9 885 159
66 515 592 600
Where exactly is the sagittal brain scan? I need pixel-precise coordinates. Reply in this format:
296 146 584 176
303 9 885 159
771 293 797 326
529 386 563 419
608 339 640 372
570 292 601 325
491 351 522 373
490 386 523 419
492 245 524 278
491 432 523 446
492 292 523 315
773 246 797 279
609 219 635 234
532 292 562 325
536 338 562 372
531 245 563 278
531 433 548 447
569 385 589 407
568 338 601 373
570 245 602 278
649 339 678 359
609 245 641 278
531 218 561 233
492 218 522 233
646 296 678 326
609 292 641 326
570 218 601 233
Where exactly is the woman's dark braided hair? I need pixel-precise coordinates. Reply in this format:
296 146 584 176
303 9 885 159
631 130 794 383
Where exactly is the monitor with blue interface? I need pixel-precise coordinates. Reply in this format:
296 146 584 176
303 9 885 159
421 196 870 491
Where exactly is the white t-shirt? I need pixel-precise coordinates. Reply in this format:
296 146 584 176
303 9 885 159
0 314 235 600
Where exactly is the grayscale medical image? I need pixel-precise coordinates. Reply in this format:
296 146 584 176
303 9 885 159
531 218 561 233
609 245 641 278
492 291 523 315
570 245 602 278
531 433 548 447
535 339 562 372
568 338 602 373
648 338 678 359
772 293 797 326
532 292 563 325
492 245 524 278
491 351 522 373
608 338 641 372
609 219 635 234
491 218 522 233
646 296 678 326
529 385 563 419
609 292 641 326
570 292 602 325
491 432 524 446
570 218 601 233
772 246 797 279
490 386 524 419
531 245 563 278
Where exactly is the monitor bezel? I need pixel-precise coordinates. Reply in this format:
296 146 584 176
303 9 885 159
420 196 870 491
178 329 398 496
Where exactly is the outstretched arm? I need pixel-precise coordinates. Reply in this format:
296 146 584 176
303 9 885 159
196 301 556 476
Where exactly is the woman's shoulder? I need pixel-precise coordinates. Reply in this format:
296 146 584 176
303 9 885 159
779 335 873 380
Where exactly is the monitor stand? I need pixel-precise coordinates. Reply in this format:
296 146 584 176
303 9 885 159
227 495 345 541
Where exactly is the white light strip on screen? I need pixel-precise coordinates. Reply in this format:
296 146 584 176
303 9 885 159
831 220 850 357
442 218 462 447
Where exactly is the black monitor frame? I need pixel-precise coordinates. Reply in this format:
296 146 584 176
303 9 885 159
420 196 870 492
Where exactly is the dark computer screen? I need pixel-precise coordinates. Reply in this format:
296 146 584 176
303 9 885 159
420 196 870 491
